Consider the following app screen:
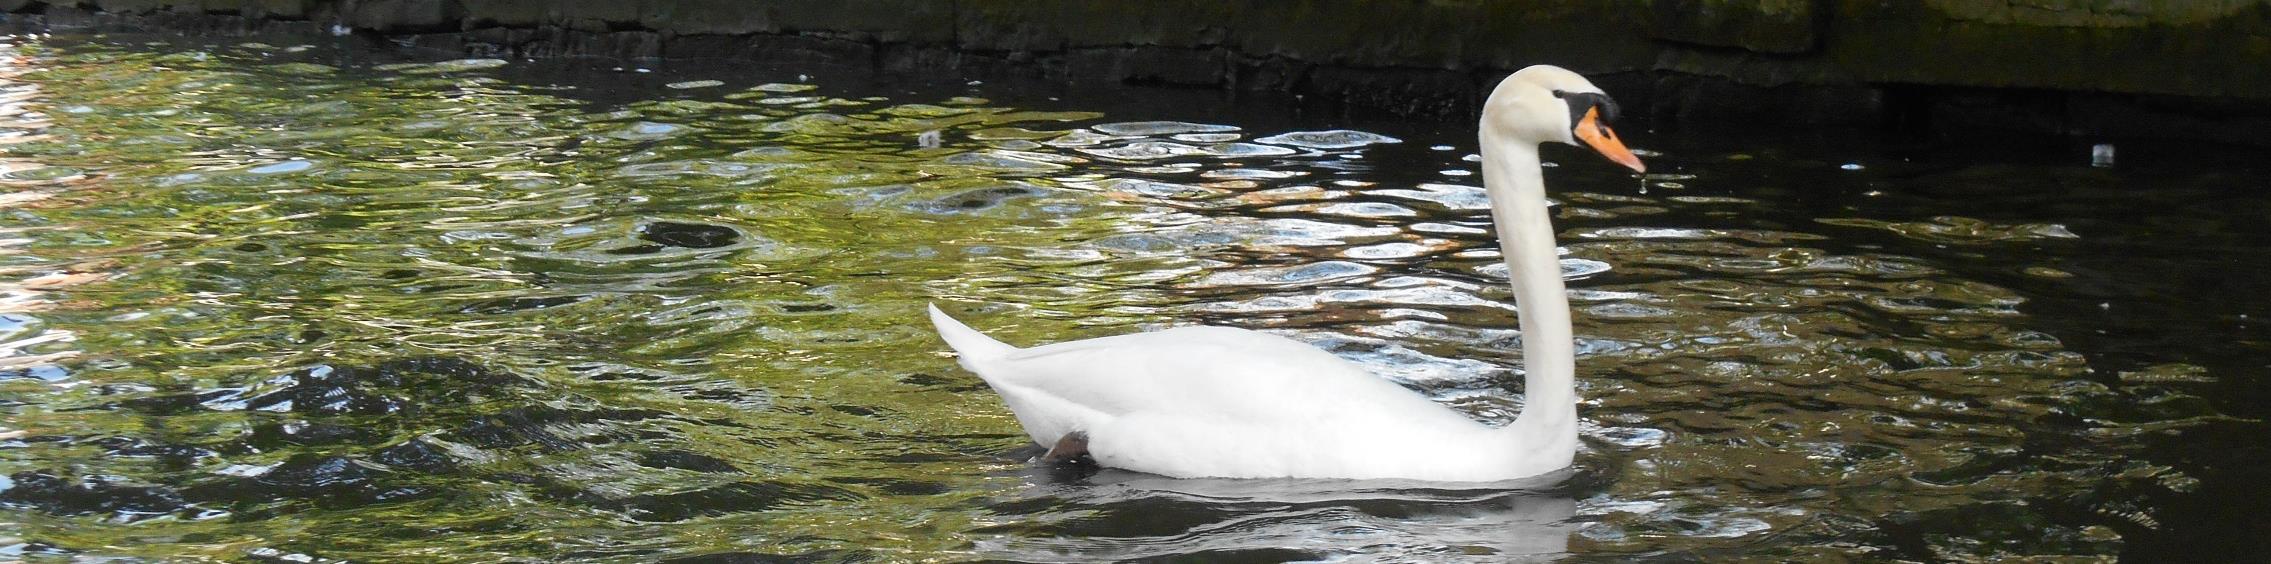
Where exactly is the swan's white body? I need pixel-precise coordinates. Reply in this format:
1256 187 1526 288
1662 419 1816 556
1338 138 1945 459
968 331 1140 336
930 65 1642 481
930 313 1575 481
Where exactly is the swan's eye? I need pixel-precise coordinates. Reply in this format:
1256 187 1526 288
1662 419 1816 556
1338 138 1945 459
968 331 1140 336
1552 91 1619 136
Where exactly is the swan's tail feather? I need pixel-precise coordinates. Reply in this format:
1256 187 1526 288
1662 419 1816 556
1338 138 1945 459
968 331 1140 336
928 303 1017 368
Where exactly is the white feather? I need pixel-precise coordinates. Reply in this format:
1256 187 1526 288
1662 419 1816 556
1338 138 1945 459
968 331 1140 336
931 308 1565 480
928 65 1630 481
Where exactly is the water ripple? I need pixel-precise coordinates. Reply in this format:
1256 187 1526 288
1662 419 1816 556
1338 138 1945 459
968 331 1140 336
0 34 2235 563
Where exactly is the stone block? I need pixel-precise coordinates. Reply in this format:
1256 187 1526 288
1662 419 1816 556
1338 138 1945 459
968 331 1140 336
664 33 874 64
89 0 168 15
241 0 316 19
1646 0 1820 54
764 0 954 43
956 0 1241 52
347 0 466 32
459 0 548 27
639 0 775 35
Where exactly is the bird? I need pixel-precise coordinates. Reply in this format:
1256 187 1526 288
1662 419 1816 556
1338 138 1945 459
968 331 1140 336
928 65 1645 481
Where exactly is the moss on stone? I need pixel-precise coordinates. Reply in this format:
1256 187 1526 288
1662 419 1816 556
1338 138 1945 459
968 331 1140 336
2 0 2266 132
1647 0 1819 54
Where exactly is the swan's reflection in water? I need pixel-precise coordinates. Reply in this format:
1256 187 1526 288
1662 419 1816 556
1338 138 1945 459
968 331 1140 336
980 463 1577 561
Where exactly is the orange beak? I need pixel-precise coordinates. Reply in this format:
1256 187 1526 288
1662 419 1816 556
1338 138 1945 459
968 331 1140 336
1574 107 1645 174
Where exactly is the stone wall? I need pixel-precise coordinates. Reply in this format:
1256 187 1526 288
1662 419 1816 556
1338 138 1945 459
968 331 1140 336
5 0 2269 142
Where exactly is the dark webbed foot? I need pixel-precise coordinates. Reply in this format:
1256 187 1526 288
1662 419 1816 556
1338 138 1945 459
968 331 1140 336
1041 431 1092 465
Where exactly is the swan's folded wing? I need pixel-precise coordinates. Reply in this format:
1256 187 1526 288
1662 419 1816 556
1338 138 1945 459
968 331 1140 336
966 325 1476 430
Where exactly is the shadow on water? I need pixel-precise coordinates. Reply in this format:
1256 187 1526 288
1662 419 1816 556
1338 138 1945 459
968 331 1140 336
0 33 2264 562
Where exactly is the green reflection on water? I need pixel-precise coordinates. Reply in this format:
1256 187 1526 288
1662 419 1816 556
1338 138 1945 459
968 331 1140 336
0 34 2242 562
0 37 1145 560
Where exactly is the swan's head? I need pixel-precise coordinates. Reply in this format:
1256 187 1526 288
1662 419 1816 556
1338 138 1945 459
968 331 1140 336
1482 65 1645 173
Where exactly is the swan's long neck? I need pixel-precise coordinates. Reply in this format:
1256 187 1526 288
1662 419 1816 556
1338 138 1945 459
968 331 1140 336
1478 130 1578 448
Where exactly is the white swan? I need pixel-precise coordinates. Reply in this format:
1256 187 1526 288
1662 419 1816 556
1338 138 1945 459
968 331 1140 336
929 65 1645 481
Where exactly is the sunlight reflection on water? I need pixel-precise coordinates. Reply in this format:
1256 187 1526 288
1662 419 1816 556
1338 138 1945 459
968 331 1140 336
0 34 2248 563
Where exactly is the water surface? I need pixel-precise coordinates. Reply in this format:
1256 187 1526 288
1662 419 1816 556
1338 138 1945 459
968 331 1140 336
0 35 2264 562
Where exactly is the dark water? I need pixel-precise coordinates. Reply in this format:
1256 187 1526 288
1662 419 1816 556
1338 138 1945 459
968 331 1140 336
0 34 2265 562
